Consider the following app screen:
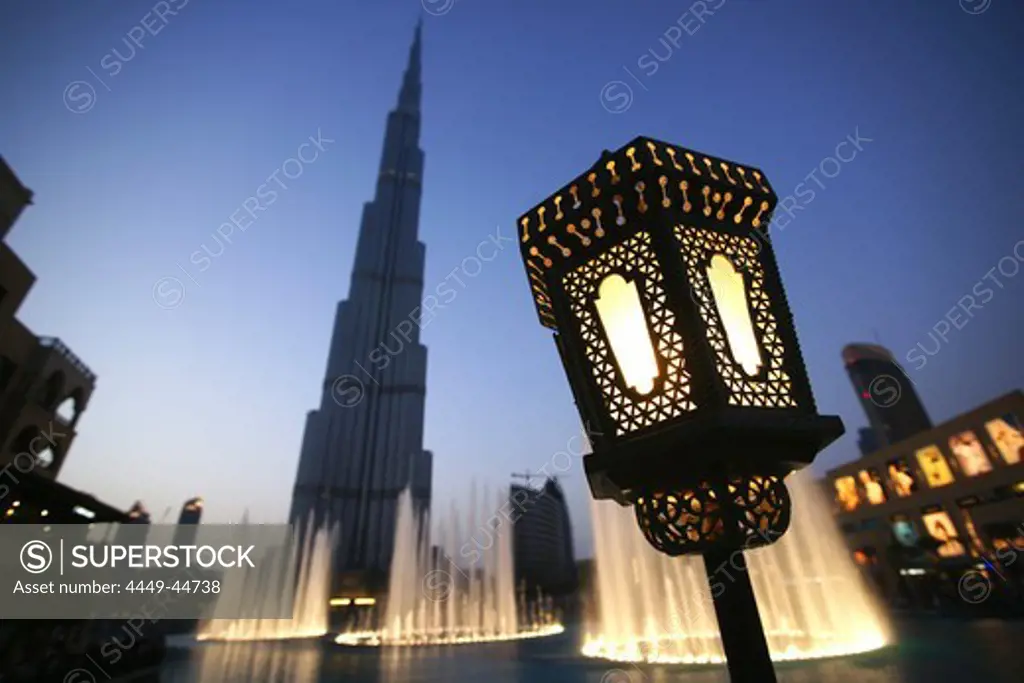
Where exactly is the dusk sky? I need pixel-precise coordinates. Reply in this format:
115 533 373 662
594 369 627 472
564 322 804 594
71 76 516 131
2 0 1022 559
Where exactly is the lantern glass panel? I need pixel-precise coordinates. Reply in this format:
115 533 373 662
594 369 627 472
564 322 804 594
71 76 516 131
564 232 696 436
594 273 659 395
706 253 763 376
675 224 796 408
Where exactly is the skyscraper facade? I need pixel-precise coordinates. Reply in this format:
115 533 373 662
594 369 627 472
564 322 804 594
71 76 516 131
173 496 203 547
510 478 578 596
115 500 151 545
843 343 932 448
289 24 432 577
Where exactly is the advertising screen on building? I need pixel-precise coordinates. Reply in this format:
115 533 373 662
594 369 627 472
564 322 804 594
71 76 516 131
984 413 1024 465
992 534 1024 553
960 509 985 554
834 476 860 512
858 469 887 505
948 430 992 477
921 510 966 558
891 514 919 548
915 446 955 488
886 458 918 497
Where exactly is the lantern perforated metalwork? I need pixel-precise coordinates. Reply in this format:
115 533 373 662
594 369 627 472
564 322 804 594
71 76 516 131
517 136 844 555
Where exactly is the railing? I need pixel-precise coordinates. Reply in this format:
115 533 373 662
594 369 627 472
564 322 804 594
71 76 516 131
37 336 96 382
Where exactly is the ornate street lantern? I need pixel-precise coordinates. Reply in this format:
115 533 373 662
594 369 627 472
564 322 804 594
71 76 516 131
517 136 842 553
516 137 845 682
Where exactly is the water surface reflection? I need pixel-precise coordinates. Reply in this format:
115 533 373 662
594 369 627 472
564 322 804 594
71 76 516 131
159 619 1024 683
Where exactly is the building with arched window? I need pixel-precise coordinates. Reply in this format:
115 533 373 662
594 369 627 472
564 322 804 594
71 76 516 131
0 156 96 479
828 390 1024 611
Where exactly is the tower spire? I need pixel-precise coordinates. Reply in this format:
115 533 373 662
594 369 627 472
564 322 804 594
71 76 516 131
290 23 431 575
398 20 422 113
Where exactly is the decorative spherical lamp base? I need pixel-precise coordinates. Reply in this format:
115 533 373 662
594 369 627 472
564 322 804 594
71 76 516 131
633 474 791 556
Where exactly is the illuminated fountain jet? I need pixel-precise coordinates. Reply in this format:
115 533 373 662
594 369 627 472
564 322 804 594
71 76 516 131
583 469 890 664
196 518 336 642
336 485 563 646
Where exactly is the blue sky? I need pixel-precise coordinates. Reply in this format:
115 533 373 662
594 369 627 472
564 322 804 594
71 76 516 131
2 0 1022 559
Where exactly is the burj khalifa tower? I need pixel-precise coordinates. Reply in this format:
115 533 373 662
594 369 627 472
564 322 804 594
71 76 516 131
290 23 432 577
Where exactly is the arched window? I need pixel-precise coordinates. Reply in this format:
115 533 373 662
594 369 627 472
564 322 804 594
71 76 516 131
8 425 57 469
39 371 66 409
35 446 55 469
55 389 84 424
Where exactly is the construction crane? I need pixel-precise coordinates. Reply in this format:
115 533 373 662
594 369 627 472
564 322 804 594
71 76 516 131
511 472 566 489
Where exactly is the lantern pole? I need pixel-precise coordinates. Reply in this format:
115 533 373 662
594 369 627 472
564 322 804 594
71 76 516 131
702 548 777 683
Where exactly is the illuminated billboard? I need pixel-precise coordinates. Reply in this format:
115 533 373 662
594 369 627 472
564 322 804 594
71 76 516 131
984 412 1023 465
915 446 955 488
886 458 918 497
948 430 992 477
857 469 887 505
921 510 966 558
891 514 919 548
834 476 860 512
992 535 1024 553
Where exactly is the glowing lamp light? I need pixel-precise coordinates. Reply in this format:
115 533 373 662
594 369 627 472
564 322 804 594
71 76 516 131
330 596 376 607
707 254 762 376
595 274 660 394
515 136 844 557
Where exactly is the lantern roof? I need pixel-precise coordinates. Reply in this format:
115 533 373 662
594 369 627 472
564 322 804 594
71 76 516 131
517 136 779 330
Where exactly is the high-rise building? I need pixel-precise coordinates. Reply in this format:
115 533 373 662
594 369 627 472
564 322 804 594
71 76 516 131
289 23 432 578
857 427 880 457
510 478 578 596
173 496 204 546
843 343 932 448
115 500 151 544
125 500 151 523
